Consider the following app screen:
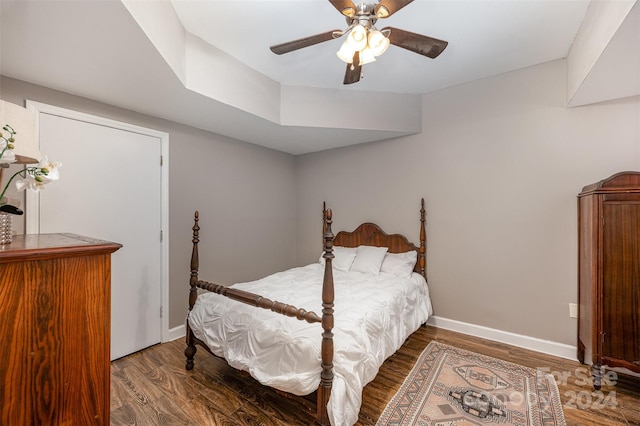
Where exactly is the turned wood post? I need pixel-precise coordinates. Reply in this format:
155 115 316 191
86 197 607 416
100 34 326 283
189 211 200 310
185 210 200 370
322 201 327 245
317 208 335 425
419 198 426 280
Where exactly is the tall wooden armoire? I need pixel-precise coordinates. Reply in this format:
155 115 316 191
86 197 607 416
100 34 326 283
578 171 640 388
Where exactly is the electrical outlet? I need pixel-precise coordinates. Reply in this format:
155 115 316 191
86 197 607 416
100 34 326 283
569 303 578 318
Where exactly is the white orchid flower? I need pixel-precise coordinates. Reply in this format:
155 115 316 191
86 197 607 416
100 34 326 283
16 174 46 192
0 140 17 164
14 155 61 193
37 156 61 182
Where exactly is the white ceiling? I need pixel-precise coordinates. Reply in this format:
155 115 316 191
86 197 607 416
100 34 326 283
0 0 636 155
170 0 589 94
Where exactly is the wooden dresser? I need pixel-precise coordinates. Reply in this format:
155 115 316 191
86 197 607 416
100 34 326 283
0 233 121 425
578 172 640 388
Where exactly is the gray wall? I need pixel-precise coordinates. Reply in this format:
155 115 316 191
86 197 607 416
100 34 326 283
0 76 298 329
295 60 640 347
4 57 640 348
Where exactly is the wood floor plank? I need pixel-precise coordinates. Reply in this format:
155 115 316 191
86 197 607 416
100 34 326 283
111 325 640 425
178 398 237 426
112 368 153 407
111 402 157 426
110 365 134 412
142 395 193 426
193 376 249 417
111 395 192 426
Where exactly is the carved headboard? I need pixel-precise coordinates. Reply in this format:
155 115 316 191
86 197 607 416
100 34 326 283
327 199 426 278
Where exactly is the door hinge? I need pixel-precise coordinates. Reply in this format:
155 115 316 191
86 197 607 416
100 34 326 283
160 155 163 166
160 230 163 242
601 332 606 343
160 305 163 318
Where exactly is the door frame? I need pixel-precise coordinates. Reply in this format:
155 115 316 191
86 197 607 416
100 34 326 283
24 100 170 344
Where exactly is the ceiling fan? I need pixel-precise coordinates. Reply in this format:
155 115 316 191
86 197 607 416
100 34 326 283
269 0 448 85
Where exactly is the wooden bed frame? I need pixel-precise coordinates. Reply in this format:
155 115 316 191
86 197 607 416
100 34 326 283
185 199 426 425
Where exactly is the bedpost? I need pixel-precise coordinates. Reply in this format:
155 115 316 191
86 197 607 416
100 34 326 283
317 209 334 425
185 210 200 370
419 198 426 280
322 201 327 242
189 211 201 310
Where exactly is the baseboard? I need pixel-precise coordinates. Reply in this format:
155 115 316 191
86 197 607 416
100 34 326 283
168 324 186 342
426 315 578 361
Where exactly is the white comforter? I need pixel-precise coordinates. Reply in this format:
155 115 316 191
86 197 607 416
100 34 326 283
188 263 432 426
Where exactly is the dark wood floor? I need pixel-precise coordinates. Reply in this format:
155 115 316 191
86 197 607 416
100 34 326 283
110 325 640 425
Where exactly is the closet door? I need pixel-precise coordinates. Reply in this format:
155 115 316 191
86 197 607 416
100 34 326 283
27 102 168 360
602 200 640 367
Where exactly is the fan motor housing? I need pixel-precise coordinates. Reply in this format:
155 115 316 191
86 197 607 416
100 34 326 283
345 3 378 28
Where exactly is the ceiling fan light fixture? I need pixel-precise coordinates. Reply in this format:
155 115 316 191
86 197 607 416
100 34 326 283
346 24 367 51
367 29 390 56
376 5 390 18
336 40 355 63
359 47 377 65
341 7 355 17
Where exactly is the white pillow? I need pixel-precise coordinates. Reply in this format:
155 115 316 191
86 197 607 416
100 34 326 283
350 245 388 275
380 250 417 278
319 246 357 271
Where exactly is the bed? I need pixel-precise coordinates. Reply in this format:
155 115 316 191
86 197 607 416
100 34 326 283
185 199 432 426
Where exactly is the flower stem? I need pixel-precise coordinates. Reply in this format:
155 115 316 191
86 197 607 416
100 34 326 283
0 136 10 159
0 167 29 204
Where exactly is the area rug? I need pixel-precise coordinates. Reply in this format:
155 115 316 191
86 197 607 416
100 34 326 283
376 341 566 426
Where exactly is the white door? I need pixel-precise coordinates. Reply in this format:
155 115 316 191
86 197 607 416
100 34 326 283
28 106 166 360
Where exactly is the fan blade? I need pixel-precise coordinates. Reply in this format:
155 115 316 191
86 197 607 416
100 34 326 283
343 52 362 84
375 0 414 18
383 26 448 58
270 30 341 55
328 0 357 17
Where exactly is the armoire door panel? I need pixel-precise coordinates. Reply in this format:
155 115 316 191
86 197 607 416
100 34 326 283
602 202 640 364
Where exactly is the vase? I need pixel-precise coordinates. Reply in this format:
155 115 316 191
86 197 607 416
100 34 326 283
0 212 12 245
